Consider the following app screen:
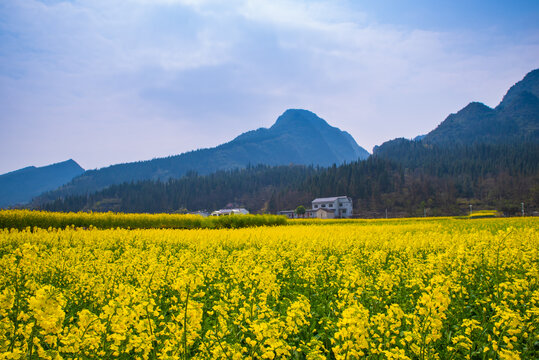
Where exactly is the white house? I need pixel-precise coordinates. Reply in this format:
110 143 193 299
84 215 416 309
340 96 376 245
311 196 353 218
210 208 249 216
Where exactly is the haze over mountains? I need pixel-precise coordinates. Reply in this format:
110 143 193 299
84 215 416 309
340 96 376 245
0 160 84 208
3 110 368 208
375 68 539 153
2 68 538 212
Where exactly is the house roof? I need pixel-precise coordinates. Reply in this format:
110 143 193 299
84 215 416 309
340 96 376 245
312 196 349 203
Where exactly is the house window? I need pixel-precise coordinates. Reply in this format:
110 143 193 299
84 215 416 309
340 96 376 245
322 204 326 208
314 205 318 208
342 209 346 214
329 204 333 207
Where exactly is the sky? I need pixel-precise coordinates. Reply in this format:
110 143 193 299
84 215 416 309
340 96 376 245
1 0 538 174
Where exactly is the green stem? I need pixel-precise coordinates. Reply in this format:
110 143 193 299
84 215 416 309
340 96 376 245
182 285 191 360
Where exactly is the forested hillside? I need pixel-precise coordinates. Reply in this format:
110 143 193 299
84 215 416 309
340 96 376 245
38 143 538 217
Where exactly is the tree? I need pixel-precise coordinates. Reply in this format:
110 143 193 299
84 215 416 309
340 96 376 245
295 205 306 218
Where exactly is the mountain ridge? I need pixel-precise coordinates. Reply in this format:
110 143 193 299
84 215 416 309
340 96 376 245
0 159 84 208
31 109 369 205
8 68 539 210
497 68 539 109
376 68 539 153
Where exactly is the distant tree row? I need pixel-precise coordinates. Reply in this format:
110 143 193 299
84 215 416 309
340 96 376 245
38 143 539 217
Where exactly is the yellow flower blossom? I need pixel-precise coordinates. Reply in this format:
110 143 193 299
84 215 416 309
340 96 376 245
0 214 536 358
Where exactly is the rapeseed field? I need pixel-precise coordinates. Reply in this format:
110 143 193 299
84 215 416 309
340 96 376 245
0 215 537 359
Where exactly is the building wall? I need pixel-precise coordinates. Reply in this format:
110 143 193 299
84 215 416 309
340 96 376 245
211 208 249 216
312 197 353 218
278 210 316 219
316 209 335 219
337 198 353 218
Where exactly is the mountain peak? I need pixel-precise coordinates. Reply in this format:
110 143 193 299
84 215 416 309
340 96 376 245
519 68 539 85
420 68 539 146
497 68 539 109
32 110 370 203
0 159 85 208
61 159 84 170
457 102 494 116
271 109 328 129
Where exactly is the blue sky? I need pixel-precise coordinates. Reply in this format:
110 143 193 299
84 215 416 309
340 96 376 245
1 0 538 173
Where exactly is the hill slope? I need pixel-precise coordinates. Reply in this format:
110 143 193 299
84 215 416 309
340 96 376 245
39 143 538 216
497 68 539 109
422 69 539 145
35 109 369 202
375 68 539 155
0 160 84 208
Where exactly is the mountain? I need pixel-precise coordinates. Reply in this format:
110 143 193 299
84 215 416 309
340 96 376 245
0 159 84 208
33 70 539 216
497 68 539 110
375 68 539 155
215 109 368 167
423 69 539 145
34 109 369 203
421 102 502 145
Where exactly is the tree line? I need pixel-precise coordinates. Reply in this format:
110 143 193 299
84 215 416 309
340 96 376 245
37 143 539 217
